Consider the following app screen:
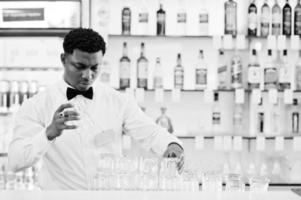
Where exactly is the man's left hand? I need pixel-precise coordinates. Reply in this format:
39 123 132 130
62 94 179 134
163 143 184 174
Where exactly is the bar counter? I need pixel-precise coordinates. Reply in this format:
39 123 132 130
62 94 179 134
0 190 300 200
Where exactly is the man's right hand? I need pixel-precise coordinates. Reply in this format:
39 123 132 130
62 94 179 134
46 103 80 141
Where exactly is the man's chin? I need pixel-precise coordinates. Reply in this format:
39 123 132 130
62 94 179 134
77 83 91 91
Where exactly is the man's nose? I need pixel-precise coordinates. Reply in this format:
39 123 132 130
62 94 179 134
82 69 92 79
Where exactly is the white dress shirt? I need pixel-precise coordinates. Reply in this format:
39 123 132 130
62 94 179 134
8 79 182 190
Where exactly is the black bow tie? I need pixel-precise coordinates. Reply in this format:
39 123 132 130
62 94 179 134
66 87 93 100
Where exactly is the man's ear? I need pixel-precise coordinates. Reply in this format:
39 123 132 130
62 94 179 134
60 53 66 65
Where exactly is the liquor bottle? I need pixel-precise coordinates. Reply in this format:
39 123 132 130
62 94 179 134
248 49 261 89
248 0 258 36
137 42 148 89
258 98 264 134
231 49 243 89
198 0 209 36
100 60 111 84
176 0 187 35
283 0 292 36
156 107 174 133
224 0 237 35
174 53 184 89
233 103 243 135
264 49 278 90
295 50 301 90
154 57 164 89
121 1 131 35
294 0 301 35
0 81 9 113
9 81 20 112
261 0 270 37
292 98 299 134
157 3 166 35
119 42 131 89
272 0 281 35
137 0 149 35
279 50 292 90
28 81 38 98
217 49 228 89
271 101 280 135
212 92 221 133
195 50 207 90
19 81 29 105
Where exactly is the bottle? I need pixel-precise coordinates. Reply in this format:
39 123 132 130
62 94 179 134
233 104 243 135
258 98 265 134
28 81 38 98
294 0 301 35
121 1 131 35
264 49 278 90
19 81 29 105
271 101 280 135
231 49 243 89
137 42 148 89
279 50 292 90
156 107 174 133
153 57 164 89
292 99 299 134
119 42 131 89
174 53 184 89
272 0 281 35
212 92 221 134
248 49 261 89
176 0 187 35
198 0 209 36
295 50 301 90
283 0 292 36
9 81 20 113
100 60 111 84
0 81 9 113
248 0 258 36
224 0 237 35
137 0 149 35
157 3 166 36
261 0 270 37
217 49 228 89
195 50 207 90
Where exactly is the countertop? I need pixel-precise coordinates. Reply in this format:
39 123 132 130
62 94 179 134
0 191 300 200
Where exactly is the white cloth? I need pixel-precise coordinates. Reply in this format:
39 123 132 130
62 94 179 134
8 79 182 190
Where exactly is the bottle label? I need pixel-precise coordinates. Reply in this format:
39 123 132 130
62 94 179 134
279 68 291 83
292 112 299 133
196 68 207 85
264 68 277 84
154 77 163 88
218 65 227 88
199 13 208 23
122 9 131 33
177 13 187 23
295 11 301 34
157 13 165 23
138 61 148 78
248 12 257 30
120 62 130 79
283 8 292 34
248 66 261 84
174 70 184 87
139 13 148 23
231 59 242 87
212 112 221 124
225 4 237 32
296 67 301 89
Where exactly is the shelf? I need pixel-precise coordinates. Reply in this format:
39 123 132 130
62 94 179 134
0 28 74 37
0 66 62 71
178 136 296 140
109 34 213 39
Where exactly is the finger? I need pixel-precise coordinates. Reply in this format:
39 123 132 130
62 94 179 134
63 111 80 118
64 116 81 121
60 124 78 130
56 103 74 113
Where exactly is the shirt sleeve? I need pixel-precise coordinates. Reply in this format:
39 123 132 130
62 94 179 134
8 98 50 172
122 94 183 156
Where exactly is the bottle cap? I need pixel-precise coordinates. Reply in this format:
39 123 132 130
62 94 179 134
29 81 38 94
19 81 29 93
10 81 19 93
0 81 9 93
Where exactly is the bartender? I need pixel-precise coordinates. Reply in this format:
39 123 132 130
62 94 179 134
8 28 184 190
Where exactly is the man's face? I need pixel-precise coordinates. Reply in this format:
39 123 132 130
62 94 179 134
61 49 103 91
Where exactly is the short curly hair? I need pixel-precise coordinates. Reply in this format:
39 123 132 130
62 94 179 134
63 28 106 55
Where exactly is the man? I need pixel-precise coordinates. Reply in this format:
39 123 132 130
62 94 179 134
8 28 184 190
